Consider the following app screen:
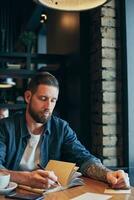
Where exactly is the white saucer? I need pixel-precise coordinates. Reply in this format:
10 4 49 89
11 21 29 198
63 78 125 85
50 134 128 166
0 182 18 195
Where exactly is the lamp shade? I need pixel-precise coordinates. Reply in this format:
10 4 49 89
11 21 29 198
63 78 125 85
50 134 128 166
35 0 110 11
0 78 16 88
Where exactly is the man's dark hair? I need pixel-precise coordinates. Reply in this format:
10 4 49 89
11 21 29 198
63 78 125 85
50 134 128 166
27 72 59 93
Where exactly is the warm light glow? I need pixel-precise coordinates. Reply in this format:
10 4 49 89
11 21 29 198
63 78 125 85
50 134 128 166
36 0 109 11
60 14 79 30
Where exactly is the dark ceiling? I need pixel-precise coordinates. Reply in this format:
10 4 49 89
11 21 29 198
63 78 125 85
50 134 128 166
1 0 35 25
0 0 46 52
0 0 80 54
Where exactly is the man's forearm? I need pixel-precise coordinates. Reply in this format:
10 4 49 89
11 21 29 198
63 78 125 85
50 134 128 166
0 168 60 189
0 168 30 185
86 163 111 182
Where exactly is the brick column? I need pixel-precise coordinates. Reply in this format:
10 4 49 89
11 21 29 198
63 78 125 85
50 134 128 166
101 0 119 166
88 0 123 167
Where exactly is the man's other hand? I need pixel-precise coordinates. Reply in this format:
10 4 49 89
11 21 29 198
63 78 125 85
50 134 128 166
106 170 130 189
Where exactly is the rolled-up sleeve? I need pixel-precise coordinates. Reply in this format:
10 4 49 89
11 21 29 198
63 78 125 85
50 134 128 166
61 122 102 173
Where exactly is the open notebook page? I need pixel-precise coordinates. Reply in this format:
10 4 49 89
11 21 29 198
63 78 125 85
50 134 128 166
45 160 76 186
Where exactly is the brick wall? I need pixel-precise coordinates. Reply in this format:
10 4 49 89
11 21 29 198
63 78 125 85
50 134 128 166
89 0 123 167
101 0 117 166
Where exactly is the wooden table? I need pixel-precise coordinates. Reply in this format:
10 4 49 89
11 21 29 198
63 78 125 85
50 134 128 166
1 177 134 200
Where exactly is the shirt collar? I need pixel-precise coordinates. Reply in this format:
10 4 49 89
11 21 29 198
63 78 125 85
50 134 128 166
43 117 52 135
20 112 52 137
19 112 30 138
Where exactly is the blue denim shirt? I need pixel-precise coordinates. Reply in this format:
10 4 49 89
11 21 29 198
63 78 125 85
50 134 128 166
0 112 101 174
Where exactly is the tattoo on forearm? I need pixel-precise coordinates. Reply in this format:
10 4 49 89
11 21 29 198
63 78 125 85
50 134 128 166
86 163 111 182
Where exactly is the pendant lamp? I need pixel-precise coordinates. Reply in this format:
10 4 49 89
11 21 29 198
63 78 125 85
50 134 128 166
34 0 111 11
0 78 16 89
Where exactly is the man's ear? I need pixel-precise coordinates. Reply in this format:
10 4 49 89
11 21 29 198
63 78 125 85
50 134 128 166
24 90 32 104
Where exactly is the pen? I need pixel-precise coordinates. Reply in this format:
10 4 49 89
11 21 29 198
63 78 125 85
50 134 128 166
37 163 61 186
37 163 45 170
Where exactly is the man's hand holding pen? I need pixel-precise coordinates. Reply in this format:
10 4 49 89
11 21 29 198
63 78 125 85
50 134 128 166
36 163 61 188
26 169 60 189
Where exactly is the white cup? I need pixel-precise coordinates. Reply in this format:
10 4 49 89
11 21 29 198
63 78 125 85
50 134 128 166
0 173 10 189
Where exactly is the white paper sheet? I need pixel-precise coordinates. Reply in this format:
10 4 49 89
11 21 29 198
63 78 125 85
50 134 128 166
104 188 131 194
71 192 112 200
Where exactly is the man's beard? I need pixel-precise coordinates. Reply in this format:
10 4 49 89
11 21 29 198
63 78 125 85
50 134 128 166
28 105 51 124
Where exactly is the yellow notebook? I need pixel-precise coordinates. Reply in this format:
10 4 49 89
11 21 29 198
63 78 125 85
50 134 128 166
45 160 79 186
19 160 84 194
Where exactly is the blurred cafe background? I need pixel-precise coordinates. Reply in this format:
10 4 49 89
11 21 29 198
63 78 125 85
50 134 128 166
0 0 134 185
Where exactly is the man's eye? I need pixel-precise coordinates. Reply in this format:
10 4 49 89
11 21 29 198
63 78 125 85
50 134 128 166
51 99 57 103
39 97 46 101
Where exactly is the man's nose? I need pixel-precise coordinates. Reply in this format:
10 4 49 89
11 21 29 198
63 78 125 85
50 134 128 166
45 100 51 109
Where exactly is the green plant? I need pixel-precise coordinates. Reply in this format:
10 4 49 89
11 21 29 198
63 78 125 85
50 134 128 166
20 31 36 52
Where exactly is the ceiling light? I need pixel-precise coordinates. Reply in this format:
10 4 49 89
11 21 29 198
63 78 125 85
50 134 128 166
40 13 47 23
34 0 111 11
0 78 16 89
